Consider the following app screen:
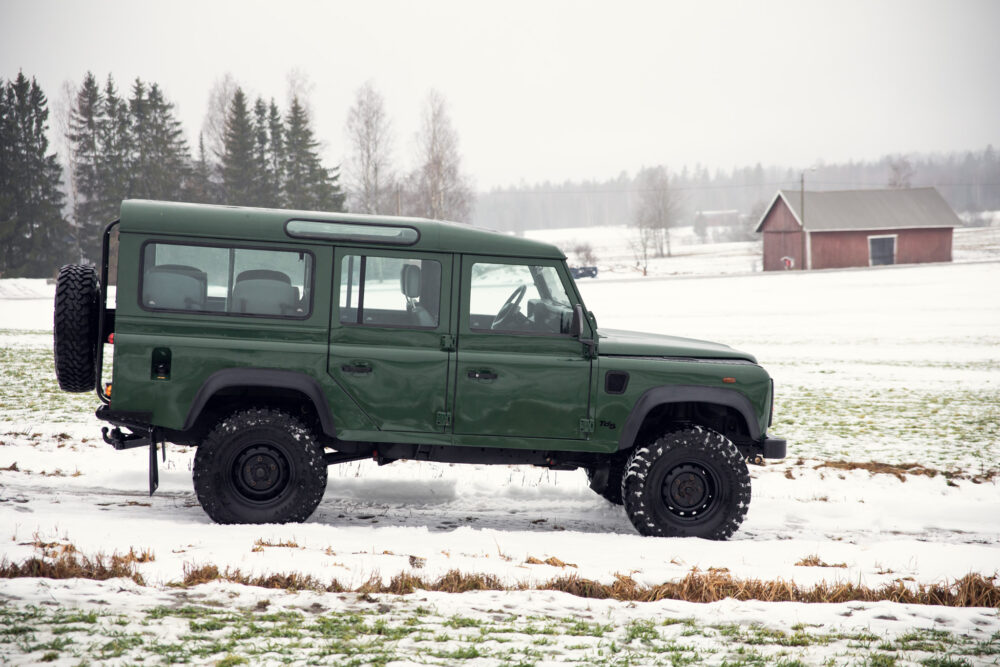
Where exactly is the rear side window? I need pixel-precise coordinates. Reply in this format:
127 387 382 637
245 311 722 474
141 242 313 318
339 254 441 329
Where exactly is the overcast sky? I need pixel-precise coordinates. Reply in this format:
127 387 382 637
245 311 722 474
3 0 998 190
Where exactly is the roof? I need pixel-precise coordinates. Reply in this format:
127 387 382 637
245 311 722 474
118 199 565 260
754 187 961 233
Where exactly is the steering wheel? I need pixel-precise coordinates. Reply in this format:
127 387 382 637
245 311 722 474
491 284 527 330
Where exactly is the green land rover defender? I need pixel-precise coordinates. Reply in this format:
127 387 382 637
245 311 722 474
53 200 785 539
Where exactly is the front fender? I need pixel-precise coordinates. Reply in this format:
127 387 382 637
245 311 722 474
617 385 761 450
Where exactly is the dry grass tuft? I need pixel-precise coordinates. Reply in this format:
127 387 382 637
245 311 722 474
251 538 301 552
182 562 327 591
525 556 577 568
0 550 145 585
810 460 997 484
3 549 998 607
795 554 847 568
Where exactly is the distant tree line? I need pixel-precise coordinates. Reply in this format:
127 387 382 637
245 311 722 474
66 72 345 266
476 148 1000 233
0 70 477 277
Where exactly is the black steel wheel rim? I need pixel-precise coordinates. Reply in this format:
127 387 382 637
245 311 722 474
660 462 719 521
231 442 291 503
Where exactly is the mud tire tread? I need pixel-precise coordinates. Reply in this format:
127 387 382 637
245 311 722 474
622 426 750 540
53 264 99 393
193 408 327 525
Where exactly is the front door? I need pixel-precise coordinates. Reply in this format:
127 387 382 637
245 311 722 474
453 256 592 440
869 236 896 266
328 248 453 433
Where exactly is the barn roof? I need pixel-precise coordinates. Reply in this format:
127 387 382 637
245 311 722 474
754 187 961 233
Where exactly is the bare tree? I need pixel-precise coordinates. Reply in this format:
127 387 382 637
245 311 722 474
888 156 914 189
634 166 681 257
54 80 81 261
571 240 598 266
629 225 655 276
202 73 238 160
345 81 394 214
407 89 473 222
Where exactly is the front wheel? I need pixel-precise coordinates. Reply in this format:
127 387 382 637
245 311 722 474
193 408 327 524
622 427 750 539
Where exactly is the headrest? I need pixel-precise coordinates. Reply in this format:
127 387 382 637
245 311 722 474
400 264 421 298
236 269 291 284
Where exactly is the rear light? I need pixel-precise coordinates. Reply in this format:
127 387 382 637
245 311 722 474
107 333 114 344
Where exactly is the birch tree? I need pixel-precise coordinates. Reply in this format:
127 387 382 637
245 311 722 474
409 89 472 222
345 81 394 214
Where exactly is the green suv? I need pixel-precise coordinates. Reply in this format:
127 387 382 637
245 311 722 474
53 200 784 539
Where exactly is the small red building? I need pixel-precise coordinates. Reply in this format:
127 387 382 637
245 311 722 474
755 188 957 271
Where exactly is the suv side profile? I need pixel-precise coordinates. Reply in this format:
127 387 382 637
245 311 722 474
54 200 785 539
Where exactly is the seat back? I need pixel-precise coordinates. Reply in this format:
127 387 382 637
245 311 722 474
231 271 298 316
142 265 208 310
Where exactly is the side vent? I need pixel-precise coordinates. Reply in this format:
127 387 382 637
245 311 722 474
604 371 629 395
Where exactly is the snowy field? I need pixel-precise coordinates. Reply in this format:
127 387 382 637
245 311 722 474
525 224 1000 278
1 257 999 665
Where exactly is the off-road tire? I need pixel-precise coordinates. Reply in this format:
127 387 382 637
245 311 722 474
586 453 628 505
193 408 327 524
622 426 750 539
53 264 100 392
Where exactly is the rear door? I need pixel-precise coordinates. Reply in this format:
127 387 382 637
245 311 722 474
328 248 454 433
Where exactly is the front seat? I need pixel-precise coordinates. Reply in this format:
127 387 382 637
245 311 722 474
399 264 435 327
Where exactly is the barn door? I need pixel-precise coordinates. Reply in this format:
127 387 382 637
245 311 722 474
869 236 896 266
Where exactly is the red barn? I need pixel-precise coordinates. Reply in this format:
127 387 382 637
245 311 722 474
755 188 957 271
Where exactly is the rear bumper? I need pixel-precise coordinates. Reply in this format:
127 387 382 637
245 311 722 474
761 437 786 459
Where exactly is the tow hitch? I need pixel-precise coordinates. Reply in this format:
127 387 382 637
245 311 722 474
101 425 164 496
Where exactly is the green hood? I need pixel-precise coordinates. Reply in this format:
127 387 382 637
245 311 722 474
596 328 757 363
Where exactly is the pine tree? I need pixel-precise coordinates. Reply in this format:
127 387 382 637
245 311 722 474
67 72 102 261
0 73 69 277
220 88 256 205
267 99 285 204
283 96 343 211
98 75 132 222
183 132 216 204
132 82 188 200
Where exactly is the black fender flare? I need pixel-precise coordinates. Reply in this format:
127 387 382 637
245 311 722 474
182 368 336 437
617 385 760 450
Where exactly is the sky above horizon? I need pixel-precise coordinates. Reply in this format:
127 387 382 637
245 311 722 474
2 0 998 190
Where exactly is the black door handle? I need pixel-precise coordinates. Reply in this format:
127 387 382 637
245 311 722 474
467 369 497 380
342 363 372 374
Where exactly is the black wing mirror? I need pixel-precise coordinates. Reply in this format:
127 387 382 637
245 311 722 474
572 304 596 357
571 304 584 337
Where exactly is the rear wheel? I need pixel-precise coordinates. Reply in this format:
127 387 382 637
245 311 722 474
193 408 327 524
53 264 100 392
622 426 750 539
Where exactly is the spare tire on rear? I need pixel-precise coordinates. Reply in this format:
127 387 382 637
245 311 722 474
53 264 100 392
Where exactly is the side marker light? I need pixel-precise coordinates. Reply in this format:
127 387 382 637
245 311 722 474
722 377 736 383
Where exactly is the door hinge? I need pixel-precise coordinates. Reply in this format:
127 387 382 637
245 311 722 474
436 411 452 427
440 334 455 351
579 418 595 434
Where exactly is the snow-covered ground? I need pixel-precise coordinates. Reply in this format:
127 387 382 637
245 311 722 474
1 258 999 665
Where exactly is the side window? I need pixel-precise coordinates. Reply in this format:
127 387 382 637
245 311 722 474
339 254 441 329
469 262 572 335
141 243 312 318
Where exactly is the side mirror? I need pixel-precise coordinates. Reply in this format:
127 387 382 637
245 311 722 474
571 304 584 337
572 304 596 357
